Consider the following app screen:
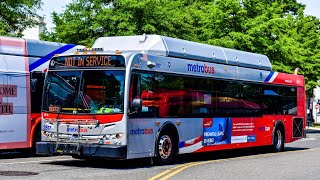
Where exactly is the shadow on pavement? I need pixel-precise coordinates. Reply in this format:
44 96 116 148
0 151 49 160
0 151 33 160
43 146 309 169
174 146 308 165
305 128 320 134
43 158 152 169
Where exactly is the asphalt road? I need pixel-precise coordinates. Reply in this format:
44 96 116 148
1 128 320 180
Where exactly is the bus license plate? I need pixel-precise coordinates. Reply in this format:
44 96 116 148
56 144 78 154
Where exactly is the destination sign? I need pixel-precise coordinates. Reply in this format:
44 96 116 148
50 55 125 68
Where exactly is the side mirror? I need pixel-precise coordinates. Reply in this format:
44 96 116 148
31 78 38 92
132 98 142 112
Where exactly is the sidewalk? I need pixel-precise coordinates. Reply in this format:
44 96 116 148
306 126 320 130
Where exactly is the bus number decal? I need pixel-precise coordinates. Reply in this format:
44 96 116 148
43 125 52 131
48 106 61 112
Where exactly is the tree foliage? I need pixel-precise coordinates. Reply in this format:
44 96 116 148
0 0 42 37
41 0 320 96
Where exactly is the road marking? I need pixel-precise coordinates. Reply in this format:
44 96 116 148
299 138 317 141
150 148 320 180
0 158 74 165
148 162 198 180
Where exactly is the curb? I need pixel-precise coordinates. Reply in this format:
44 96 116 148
306 127 320 130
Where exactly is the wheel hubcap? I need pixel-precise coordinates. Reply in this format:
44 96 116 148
276 130 282 149
158 135 172 160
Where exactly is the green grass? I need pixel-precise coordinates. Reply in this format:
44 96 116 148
313 123 320 128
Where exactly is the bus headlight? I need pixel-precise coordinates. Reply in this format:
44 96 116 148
103 133 123 140
42 131 57 141
102 133 123 145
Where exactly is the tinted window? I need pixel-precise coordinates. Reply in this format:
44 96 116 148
155 74 192 117
31 72 45 113
240 83 262 116
130 73 157 117
130 71 298 118
262 85 297 115
216 81 241 116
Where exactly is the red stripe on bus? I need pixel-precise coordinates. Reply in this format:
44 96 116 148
0 37 25 48
184 136 203 147
0 142 29 149
271 73 305 87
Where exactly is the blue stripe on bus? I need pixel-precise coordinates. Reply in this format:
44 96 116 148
179 142 185 148
264 71 274 82
29 44 76 71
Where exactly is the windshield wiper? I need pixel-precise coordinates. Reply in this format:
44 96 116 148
77 74 100 128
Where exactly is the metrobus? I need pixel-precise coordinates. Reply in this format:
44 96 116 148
0 36 79 153
37 35 306 164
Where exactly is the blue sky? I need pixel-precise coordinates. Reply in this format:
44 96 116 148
38 0 320 31
38 0 72 31
297 0 320 18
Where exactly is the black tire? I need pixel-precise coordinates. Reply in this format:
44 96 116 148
21 126 41 156
72 154 82 159
272 126 285 152
31 126 42 155
154 130 178 165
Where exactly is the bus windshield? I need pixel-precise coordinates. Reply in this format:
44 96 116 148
42 70 125 114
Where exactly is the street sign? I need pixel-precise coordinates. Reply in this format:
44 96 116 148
315 104 319 109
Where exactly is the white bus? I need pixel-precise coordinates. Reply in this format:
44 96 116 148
37 35 306 164
0 36 79 153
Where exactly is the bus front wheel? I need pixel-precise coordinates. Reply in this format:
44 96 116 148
272 126 285 152
155 130 177 165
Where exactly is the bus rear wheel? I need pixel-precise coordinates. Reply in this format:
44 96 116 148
272 127 285 152
155 130 177 165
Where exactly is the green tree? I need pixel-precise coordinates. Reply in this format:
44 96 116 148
196 0 320 95
41 0 198 45
42 0 320 95
0 0 42 37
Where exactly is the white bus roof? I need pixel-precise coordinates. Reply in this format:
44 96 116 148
93 34 272 71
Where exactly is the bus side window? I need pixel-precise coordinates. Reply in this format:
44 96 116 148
261 85 297 115
240 83 262 117
154 74 192 118
130 72 156 118
30 72 45 113
216 81 241 116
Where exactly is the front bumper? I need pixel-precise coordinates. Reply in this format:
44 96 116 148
36 142 127 159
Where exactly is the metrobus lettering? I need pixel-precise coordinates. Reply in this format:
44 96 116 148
0 85 17 97
187 63 215 74
130 128 153 135
66 127 88 133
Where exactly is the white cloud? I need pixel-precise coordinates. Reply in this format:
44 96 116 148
23 27 39 40
297 0 320 18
